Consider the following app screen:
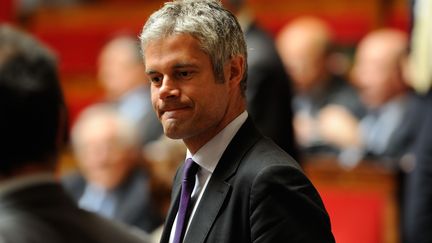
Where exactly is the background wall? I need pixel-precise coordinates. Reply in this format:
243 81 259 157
0 0 410 125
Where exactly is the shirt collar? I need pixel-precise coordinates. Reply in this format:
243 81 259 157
186 111 248 173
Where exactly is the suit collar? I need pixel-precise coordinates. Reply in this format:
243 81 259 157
0 182 77 210
211 117 261 181
161 118 262 243
160 172 180 243
185 117 261 243
186 111 248 174
0 173 55 198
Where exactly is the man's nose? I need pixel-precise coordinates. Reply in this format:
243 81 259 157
159 76 180 100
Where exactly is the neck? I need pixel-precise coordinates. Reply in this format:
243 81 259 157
184 103 246 154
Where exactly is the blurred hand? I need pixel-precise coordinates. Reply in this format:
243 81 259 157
293 111 318 147
317 104 361 149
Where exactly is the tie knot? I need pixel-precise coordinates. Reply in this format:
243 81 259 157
183 158 199 181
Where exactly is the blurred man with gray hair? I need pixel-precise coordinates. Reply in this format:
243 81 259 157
63 103 163 233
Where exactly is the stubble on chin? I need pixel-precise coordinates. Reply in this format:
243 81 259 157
162 118 183 139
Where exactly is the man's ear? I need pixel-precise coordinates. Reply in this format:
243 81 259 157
225 55 245 87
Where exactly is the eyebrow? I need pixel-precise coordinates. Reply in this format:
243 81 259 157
173 62 198 69
145 70 159 75
146 62 199 75
145 69 158 75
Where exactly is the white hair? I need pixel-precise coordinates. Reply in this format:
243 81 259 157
71 103 139 151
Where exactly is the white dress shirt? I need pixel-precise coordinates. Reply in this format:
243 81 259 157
169 111 248 243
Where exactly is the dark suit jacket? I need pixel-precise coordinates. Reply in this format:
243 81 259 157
160 118 335 243
62 168 163 233
0 182 149 243
245 23 299 160
382 91 426 161
402 90 432 243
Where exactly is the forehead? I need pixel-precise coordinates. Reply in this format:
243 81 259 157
79 116 117 139
356 47 396 69
143 34 210 69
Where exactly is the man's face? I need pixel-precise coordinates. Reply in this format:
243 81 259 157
352 42 400 108
98 43 145 99
143 34 234 152
282 45 325 92
75 117 135 189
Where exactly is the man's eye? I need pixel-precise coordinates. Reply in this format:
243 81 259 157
176 71 193 79
149 76 162 84
180 71 189 77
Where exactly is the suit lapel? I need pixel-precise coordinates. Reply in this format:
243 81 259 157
183 178 230 243
183 118 262 243
160 168 182 243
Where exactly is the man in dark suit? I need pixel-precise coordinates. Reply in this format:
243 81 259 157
0 24 149 243
276 17 365 156
139 1 335 242
351 28 421 166
222 0 299 160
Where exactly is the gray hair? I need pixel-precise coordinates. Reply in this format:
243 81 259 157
139 0 247 93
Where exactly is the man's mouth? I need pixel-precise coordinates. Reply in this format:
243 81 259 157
159 104 191 118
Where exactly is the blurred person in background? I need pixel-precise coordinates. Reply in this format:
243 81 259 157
0 24 149 243
276 16 364 157
143 136 186 243
222 0 299 160
62 103 163 233
98 35 163 146
350 28 424 168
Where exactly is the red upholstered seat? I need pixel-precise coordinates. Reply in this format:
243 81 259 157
321 189 386 243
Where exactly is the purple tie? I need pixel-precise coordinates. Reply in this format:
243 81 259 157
173 158 199 243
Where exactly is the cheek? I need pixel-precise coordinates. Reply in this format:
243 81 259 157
202 89 229 115
150 88 160 111
150 85 157 100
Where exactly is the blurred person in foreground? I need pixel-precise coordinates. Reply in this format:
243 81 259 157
62 103 163 233
276 16 364 156
140 1 335 243
0 24 149 243
350 28 424 168
98 35 163 146
221 0 298 159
